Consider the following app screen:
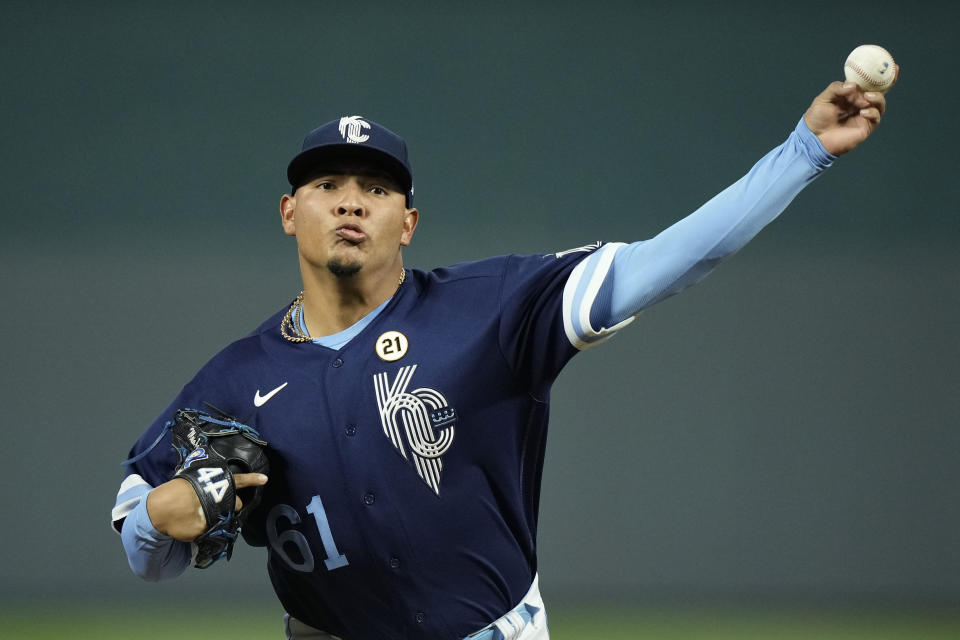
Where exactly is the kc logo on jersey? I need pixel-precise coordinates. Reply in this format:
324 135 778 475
373 364 456 495
339 115 371 143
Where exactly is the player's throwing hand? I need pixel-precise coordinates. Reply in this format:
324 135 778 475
804 66 898 156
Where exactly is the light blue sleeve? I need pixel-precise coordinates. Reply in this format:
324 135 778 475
581 118 835 335
120 492 191 582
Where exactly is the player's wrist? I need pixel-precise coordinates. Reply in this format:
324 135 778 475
146 479 204 541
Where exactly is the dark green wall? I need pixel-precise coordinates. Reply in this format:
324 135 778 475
2 1 958 606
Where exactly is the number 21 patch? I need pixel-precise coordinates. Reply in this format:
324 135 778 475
375 331 408 361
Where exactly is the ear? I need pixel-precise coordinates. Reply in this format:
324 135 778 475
280 193 296 236
399 208 419 247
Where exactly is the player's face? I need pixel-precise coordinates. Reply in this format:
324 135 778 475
280 161 418 282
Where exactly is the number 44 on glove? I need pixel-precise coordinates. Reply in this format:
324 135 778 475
171 408 269 569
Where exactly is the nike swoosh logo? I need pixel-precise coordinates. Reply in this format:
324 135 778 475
254 382 288 407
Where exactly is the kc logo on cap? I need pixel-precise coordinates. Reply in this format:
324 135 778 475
339 115 371 143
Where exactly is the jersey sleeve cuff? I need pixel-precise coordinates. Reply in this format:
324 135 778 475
795 117 836 170
111 473 152 534
562 242 635 350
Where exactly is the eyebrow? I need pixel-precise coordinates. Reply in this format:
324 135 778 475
306 167 399 184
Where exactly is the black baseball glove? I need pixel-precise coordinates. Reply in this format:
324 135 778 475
170 408 269 569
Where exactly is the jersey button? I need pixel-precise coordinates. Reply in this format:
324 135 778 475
414 612 425 624
363 493 375 505
332 358 343 368
344 424 357 437
389 557 400 569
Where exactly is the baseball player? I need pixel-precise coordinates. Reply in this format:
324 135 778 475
112 76 894 639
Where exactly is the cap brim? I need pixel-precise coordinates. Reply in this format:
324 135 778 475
287 144 412 194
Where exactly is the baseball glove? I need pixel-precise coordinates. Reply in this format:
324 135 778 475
170 408 269 569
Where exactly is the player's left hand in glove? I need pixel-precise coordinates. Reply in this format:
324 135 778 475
165 408 270 568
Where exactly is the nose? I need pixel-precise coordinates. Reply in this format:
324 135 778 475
336 181 365 217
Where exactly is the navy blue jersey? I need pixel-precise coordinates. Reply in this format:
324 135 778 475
119 248 606 640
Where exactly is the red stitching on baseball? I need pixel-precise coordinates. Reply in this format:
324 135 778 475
846 60 889 89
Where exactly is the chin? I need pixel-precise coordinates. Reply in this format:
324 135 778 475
327 260 363 278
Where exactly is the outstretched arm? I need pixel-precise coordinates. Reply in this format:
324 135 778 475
563 78 897 348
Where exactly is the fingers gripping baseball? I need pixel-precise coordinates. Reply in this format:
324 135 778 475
804 79 893 155
804 45 898 156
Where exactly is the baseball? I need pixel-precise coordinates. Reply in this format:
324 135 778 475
844 44 896 93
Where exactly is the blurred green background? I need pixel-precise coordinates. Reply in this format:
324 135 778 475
2 1 959 638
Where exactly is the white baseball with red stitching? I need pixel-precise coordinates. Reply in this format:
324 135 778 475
844 45 896 93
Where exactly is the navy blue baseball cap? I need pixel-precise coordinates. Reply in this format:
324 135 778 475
287 115 414 207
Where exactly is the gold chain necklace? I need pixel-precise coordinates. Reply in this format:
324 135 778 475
281 268 406 343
